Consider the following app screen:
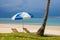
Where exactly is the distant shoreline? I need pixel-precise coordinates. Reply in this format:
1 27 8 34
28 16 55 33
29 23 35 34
0 23 60 26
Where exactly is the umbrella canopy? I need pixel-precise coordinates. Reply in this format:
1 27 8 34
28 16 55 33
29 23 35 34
12 12 33 20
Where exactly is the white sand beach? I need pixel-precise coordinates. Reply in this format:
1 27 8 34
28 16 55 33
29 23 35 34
0 24 60 36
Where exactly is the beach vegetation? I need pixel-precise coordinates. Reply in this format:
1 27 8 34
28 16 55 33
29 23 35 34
0 33 60 40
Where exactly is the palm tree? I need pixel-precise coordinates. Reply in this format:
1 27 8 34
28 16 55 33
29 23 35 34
37 0 50 36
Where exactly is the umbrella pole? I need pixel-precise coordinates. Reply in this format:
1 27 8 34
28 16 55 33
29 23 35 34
22 19 24 32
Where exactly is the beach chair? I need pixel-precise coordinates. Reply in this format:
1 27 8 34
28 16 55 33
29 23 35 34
23 28 30 33
11 28 18 33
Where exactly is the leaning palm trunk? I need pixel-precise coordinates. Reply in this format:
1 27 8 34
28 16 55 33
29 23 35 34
37 0 50 36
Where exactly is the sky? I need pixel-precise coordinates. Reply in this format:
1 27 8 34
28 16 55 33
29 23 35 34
0 0 60 18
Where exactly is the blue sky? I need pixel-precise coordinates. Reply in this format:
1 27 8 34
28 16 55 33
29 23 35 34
0 0 60 18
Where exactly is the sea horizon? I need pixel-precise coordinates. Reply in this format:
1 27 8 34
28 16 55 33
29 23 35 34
0 18 60 26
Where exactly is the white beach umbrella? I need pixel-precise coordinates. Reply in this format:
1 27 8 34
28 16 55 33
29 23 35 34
11 12 33 28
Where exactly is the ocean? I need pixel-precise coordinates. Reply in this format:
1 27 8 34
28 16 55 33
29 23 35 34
0 18 60 26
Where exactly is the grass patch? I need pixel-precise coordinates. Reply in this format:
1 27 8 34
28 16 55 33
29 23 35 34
0 33 60 40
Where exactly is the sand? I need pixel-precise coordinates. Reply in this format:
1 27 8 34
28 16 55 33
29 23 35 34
0 24 60 36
